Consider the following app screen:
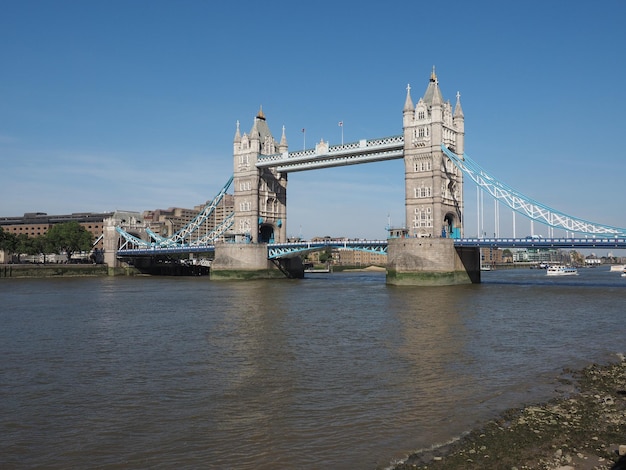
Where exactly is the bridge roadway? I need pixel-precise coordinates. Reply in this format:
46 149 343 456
256 135 404 172
116 237 626 260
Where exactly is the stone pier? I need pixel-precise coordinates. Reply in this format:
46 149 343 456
210 243 304 280
386 238 480 286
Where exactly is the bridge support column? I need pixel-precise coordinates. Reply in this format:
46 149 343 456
210 243 304 280
103 218 122 272
386 238 480 286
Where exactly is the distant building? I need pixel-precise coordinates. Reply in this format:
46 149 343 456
305 237 387 267
480 247 505 266
512 248 566 264
335 248 387 267
1 192 235 256
0 212 114 249
142 194 234 240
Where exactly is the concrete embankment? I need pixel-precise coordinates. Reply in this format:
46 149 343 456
0 264 110 278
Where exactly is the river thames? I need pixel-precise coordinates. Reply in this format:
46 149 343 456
1 268 625 469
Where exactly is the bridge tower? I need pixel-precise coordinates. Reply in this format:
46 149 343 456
232 107 288 244
211 108 303 279
402 67 465 238
388 69 479 285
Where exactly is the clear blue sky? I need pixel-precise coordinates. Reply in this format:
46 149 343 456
2 0 625 241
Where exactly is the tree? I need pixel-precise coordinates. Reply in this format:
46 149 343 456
46 221 93 262
14 234 31 263
569 250 585 267
0 227 18 262
28 235 52 263
318 247 333 264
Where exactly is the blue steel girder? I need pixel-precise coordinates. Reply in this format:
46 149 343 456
188 212 235 246
117 245 215 257
267 240 388 259
454 237 626 248
257 135 404 173
115 226 151 250
116 176 234 251
441 144 626 237
167 175 234 245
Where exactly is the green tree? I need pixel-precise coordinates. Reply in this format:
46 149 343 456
14 234 31 263
569 250 585 266
46 221 93 262
318 247 333 264
0 227 18 261
29 235 52 263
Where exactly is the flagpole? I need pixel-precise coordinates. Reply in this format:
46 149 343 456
302 128 306 150
338 121 343 145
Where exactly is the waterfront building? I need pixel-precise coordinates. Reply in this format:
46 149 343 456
335 248 387 267
480 247 505 266
0 212 114 249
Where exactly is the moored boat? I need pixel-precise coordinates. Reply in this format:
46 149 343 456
546 265 578 276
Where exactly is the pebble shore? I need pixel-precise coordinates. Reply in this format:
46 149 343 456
393 358 626 470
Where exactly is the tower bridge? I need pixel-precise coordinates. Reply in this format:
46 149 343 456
109 69 626 284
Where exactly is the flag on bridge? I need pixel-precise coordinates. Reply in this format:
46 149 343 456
338 121 343 127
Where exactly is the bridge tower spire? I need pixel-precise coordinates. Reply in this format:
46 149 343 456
402 68 464 238
231 107 288 244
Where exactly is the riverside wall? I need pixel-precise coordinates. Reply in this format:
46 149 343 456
0 264 110 278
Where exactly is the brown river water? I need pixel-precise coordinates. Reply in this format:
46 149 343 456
1 268 625 469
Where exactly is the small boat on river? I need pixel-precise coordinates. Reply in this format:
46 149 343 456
546 265 578 276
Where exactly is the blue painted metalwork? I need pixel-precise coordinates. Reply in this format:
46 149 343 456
157 175 234 245
116 226 151 249
118 245 215 256
454 237 626 249
441 144 626 237
256 135 404 173
267 240 388 259
117 236 626 260
115 176 234 250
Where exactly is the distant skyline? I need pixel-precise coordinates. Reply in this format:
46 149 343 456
1 1 625 241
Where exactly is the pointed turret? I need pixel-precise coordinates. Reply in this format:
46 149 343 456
279 125 288 153
403 83 415 128
233 119 242 153
453 91 465 155
234 120 241 143
422 66 444 106
453 91 464 118
403 83 414 112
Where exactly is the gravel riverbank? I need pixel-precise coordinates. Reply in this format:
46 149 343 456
393 358 626 470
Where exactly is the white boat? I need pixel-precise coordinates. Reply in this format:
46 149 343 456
546 265 578 276
610 264 626 272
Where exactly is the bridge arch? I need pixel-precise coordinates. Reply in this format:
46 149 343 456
443 212 460 238
259 223 275 243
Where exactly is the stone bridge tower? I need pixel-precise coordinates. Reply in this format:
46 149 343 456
232 107 288 244
387 70 479 285
402 68 465 238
